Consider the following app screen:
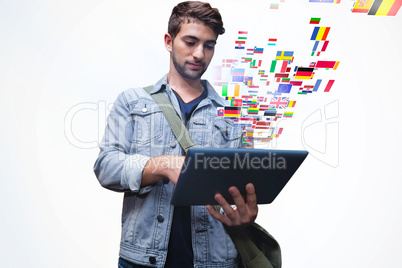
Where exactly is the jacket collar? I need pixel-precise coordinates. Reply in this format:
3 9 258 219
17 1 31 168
150 74 226 107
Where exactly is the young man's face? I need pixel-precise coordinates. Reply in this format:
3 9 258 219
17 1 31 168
167 21 217 80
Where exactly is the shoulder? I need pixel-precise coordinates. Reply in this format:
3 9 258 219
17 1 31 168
117 87 154 108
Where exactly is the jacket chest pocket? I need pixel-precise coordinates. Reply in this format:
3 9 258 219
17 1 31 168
130 100 164 145
212 118 242 148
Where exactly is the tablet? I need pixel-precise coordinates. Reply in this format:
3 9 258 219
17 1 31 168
171 147 308 206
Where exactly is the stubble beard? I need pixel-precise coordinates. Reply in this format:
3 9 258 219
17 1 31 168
171 50 207 80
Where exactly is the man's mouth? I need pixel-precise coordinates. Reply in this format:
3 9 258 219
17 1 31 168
187 62 203 69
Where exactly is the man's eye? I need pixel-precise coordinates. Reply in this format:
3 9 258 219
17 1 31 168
186 42 195 46
205 45 215 50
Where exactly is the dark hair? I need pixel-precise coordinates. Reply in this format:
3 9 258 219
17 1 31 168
168 1 225 40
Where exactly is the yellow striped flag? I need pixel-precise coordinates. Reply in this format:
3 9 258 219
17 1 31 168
275 51 294 62
224 106 241 118
310 27 330 41
248 107 259 114
287 101 296 108
368 0 402 16
284 112 294 118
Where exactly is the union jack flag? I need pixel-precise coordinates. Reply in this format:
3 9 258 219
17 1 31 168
269 97 289 109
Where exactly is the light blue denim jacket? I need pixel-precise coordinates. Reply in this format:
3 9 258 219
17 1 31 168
94 75 243 268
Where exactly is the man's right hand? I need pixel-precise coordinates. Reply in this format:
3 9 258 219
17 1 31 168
141 155 185 186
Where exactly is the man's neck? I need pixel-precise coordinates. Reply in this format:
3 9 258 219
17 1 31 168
167 71 204 103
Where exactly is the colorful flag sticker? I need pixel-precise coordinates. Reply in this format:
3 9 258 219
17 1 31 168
368 0 402 16
322 41 329 52
234 84 240 97
256 121 270 129
313 79 322 92
270 3 279 9
232 76 244 82
254 47 264 54
278 84 293 93
311 27 330 41
268 38 277 46
295 67 314 79
269 97 289 109
280 61 288 73
352 0 375 13
211 24 339 148
310 17 321 24
290 81 303 86
287 101 296 108
217 107 224 116
324 80 335 92
315 61 337 69
275 51 294 63
222 84 228 96
283 111 294 118
224 106 241 118
231 99 243 107
264 110 277 117
312 41 320 52
222 59 238 68
248 107 259 114
270 60 277 73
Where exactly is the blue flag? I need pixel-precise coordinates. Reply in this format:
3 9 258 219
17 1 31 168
278 84 292 93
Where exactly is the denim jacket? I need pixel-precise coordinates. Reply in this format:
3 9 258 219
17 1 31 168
94 75 243 268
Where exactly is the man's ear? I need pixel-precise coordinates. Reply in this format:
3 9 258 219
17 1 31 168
164 33 173 52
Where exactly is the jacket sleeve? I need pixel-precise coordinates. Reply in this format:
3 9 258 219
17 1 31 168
93 92 153 194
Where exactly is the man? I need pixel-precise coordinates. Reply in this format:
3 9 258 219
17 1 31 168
94 2 258 267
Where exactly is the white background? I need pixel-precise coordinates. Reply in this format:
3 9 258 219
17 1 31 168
1 0 402 267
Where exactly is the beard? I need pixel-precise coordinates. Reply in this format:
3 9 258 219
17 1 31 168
171 49 208 80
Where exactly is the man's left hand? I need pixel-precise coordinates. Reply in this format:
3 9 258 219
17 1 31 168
206 183 258 227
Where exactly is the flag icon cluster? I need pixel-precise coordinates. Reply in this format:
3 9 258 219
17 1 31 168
212 17 340 148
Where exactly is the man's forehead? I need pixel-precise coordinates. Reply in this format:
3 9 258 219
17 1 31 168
176 21 217 41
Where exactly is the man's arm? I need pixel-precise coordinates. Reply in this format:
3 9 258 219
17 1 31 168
93 92 186 193
141 155 184 186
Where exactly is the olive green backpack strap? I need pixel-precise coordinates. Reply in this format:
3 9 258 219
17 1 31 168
213 206 281 268
143 85 196 153
225 226 274 268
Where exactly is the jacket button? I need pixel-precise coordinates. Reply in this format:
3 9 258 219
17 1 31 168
141 107 148 113
149 256 156 264
169 141 176 148
157 215 164 222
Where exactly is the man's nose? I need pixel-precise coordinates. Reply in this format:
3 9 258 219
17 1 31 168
192 44 204 60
